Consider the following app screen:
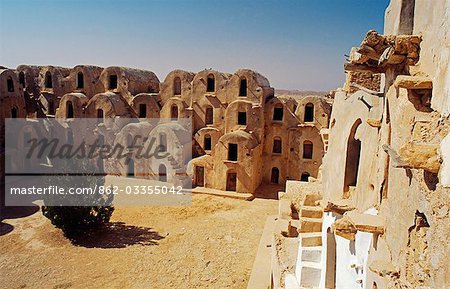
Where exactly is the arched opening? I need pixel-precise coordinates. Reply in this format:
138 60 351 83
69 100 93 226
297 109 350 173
109 74 117 89
159 133 167 152
139 103 147 118
77 72 84 89
173 77 181 95
273 105 284 121
304 103 314 122
19 72 25 88
239 78 247 96
226 171 237 191
45 71 53 88
97 109 104 123
205 106 213 125
300 172 310 182
195 166 205 187
159 164 167 182
127 159 134 177
303 140 313 159
7 76 14 92
206 74 215 92
273 137 282 154
66 101 74 118
271 167 280 184
171 104 178 120
11 107 18 118
344 119 362 195
204 134 212 151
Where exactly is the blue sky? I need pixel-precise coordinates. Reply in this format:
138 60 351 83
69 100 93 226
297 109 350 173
0 0 389 91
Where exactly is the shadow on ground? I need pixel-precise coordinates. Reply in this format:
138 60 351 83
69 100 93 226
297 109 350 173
0 222 14 236
0 204 40 236
71 222 165 248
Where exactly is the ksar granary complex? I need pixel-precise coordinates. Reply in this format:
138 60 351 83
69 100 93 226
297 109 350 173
0 0 449 288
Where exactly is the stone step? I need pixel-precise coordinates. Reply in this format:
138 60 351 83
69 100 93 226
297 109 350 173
300 205 323 218
298 264 321 288
276 219 300 238
279 198 292 220
299 232 322 247
299 217 323 233
303 193 322 206
300 246 322 263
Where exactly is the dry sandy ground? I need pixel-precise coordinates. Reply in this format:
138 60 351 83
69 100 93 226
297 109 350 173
0 194 277 289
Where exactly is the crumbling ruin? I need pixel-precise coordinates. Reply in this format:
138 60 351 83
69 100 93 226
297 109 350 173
267 0 450 288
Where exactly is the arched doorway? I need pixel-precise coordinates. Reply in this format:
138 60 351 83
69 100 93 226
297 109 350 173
11 107 18 118
343 119 362 196
301 172 310 182
159 164 167 182
77 72 84 89
173 77 181 95
45 72 53 88
171 104 178 120
127 159 134 178
195 166 205 187
67 101 74 118
271 167 280 184
304 103 314 122
226 171 237 191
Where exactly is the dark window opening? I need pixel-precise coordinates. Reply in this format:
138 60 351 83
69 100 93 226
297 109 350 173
48 100 54 115
304 103 314 122
7 77 14 92
159 133 167 152
301 172 310 182
139 103 147 118
226 171 237 191
238 111 247 125
19 72 25 88
109 75 118 89
77 72 84 89
174 77 181 95
228 143 238 161
271 167 280 184
206 75 215 92
273 107 284 121
171 104 178 119
344 119 362 195
399 0 415 35
45 72 52 88
303 141 313 159
204 134 212 150
273 138 282 154
67 101 74 118
127 159 134 177
97 109 104 119
239 78 247 96
11 107 18 118
159 164 167 182
205 107 213 125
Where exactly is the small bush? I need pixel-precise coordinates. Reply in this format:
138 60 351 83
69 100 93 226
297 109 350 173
42 158 114 237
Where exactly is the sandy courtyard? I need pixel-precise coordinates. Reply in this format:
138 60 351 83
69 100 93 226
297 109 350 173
0 193 277 289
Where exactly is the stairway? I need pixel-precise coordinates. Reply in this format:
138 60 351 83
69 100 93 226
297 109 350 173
294 192 324 289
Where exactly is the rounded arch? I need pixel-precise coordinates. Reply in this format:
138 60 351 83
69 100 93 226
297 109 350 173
159 163 167 182
11 106 18 118
300 172 310 182
45 71 53 88
77 71 84 89
206 74 215 92
18 71 25 88
205 105 213 125
271 167 280 184
303 140 313 159
343 119 363 195
239 77 247 96
66 101 74 118
204 134 212 151
173 76 181 95
171 104 179 119
304 102 314 122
